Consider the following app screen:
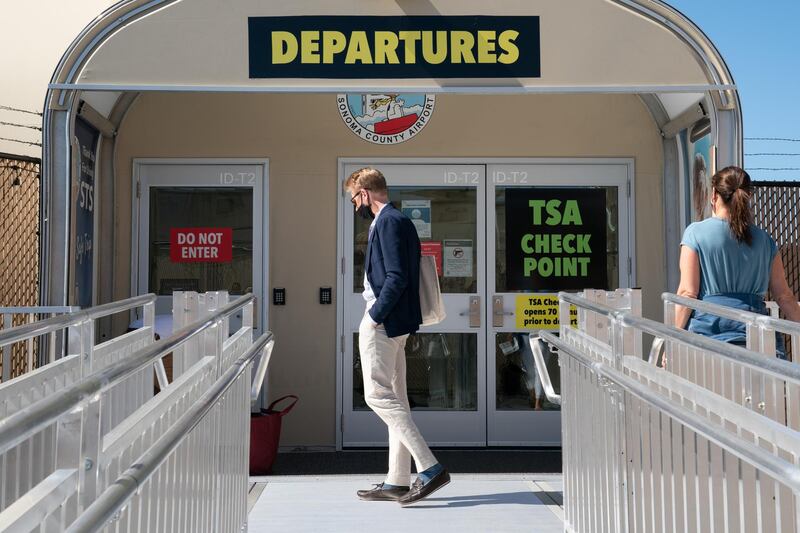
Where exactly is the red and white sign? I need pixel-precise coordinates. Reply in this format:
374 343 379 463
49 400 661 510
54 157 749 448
421 241 443 276
170 227 233 263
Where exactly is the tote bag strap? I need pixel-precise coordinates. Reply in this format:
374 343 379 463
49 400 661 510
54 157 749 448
266 395 299 417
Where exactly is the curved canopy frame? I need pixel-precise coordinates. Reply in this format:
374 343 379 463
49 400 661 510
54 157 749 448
40 0 743 306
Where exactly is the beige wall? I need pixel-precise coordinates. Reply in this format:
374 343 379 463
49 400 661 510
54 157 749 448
114 92 664 447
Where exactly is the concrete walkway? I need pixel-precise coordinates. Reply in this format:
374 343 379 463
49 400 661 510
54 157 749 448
248 474 564 533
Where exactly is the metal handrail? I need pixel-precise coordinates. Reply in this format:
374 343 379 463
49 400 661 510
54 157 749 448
0 293 254 455
542 331 800 493
560 291 800 382
662 292 800 335
528 335 561 405
250 335 274 409
0 294 156 347
620 313 800 383
0 306 80 314
66 331 274 533
558 291 625 319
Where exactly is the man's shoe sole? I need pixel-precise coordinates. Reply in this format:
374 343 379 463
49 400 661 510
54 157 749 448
399 472 451 506
357 493 406 502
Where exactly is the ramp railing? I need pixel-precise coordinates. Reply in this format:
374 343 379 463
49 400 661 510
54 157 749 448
0 305 79 382
0 295 157 513
0 292 273 532
661 292 800 429
537 290 800 533
662 292 800 359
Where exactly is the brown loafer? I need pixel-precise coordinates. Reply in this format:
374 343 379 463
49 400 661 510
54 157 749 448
357 483 410 501
398 469 450 506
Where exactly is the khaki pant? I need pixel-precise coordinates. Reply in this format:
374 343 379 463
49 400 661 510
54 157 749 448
359 307 437 486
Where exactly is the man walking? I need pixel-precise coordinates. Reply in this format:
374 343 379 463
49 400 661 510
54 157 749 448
345 167 449 506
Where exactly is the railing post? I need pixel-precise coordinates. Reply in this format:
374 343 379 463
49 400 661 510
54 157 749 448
145 300 170 390
758 323 777 358
205 291 230 339
74 318 95 378
630 289 643 359
78 396 102 513
173 291 200 378
1 314 11 382
609 313 629 532
25 313 35 373
746 322 761 353
243 300 254 330
663 299 676 328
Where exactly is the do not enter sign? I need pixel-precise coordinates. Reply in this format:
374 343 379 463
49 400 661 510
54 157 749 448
170 228 233 263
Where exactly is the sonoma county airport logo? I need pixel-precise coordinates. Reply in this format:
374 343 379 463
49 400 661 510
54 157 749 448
337 93 435 145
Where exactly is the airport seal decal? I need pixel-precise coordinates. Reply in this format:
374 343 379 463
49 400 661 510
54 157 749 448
337 93 435 145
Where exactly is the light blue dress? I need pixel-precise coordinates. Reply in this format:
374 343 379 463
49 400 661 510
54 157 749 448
681 217 782 355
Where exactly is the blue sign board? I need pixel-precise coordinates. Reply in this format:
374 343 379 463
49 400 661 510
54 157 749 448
248 16 541 79
74 117 99 309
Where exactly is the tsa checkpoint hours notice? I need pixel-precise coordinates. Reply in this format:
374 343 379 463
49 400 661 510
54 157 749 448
170 227 233 263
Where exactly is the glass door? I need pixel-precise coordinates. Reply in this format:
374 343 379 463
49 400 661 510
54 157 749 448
486 162 632 445
135 161 267 333
341 163 487 446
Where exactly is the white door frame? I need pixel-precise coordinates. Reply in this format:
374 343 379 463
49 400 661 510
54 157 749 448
337 161 488 448
485 160 635 445
131 158 270 334
336 157 635 450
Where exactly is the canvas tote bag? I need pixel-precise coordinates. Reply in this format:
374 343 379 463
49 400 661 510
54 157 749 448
419 254 446 326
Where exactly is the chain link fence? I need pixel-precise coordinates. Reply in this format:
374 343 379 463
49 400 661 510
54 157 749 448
0 153 40 378
753 181 800 361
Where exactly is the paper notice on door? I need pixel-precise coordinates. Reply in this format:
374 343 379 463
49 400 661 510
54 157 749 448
444 239 473 277
515 294 578 330
421 241 443 276
402 200 431 238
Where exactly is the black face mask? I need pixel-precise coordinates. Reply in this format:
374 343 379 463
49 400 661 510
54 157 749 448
356 191 375 220
357 204 374 220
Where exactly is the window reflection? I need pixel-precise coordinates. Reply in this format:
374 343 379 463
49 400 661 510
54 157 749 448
149 187 253 295
495 333 560 411
353 333 477 411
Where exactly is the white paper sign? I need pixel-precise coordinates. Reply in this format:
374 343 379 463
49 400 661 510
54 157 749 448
402 200 431 238
444 239 473 277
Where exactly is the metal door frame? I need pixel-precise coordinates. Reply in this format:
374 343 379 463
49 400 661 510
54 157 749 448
335 157 636 450
131 158 269 335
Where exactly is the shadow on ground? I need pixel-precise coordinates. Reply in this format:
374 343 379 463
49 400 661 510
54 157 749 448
269 448 562 475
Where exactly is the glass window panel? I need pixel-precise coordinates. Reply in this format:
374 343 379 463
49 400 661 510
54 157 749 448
353 333 477 411
495 186 620 292
495 332 560 411
353 187 477 294
149 187 253 295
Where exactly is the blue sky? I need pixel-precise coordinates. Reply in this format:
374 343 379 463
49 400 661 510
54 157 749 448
667 0 800 182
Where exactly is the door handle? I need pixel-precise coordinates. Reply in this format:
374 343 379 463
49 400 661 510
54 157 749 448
457 296 481 328
493 296 511 327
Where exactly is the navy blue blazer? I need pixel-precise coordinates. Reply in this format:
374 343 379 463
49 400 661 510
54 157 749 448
366 203 423 338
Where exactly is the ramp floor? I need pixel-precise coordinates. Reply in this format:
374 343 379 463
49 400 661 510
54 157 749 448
248 474 564 533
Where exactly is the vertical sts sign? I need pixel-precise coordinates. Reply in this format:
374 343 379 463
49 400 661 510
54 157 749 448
74 117 99 308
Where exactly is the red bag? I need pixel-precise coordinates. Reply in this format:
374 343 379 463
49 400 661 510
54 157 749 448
249 395 298 475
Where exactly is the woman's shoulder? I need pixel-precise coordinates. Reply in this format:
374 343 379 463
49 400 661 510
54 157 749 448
683 217 722 237
749 224 777 247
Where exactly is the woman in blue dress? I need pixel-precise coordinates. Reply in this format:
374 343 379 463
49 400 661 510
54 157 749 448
675 166 800 358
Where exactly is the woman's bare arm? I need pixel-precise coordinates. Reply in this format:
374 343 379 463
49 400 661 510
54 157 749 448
769 255 800 322
675 246 701 329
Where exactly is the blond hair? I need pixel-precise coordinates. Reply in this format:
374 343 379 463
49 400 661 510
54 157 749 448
343 167 387 193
